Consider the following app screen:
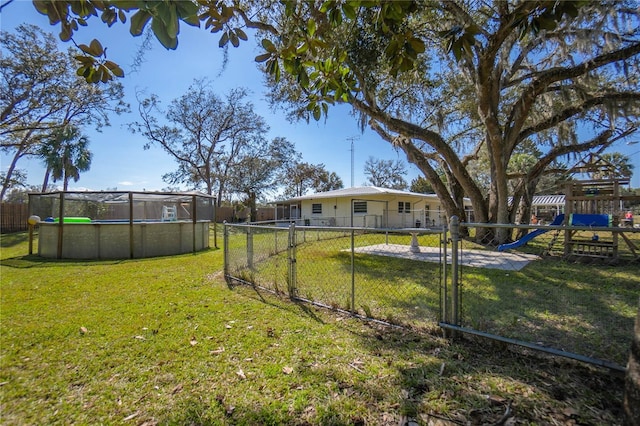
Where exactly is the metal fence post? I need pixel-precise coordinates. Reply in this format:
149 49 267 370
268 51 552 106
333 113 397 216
441 222 448 324
450 216 460 327
223 221 229 280
247 225 254 270
288 222 297 297
350 227 356 312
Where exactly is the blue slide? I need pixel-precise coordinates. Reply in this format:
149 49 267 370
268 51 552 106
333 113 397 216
498 214 565 252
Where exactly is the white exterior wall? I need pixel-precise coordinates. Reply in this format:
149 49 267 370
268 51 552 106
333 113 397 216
298 196 450 228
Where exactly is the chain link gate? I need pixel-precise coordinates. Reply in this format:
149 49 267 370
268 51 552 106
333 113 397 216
224 222 448 328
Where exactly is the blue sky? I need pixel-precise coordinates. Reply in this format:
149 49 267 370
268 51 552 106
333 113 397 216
2 1 639 194
1 0 416 195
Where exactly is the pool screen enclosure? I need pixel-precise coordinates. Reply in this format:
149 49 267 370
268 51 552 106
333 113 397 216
28 191 215 259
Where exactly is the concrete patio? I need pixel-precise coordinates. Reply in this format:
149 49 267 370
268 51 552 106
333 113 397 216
351 243 539 271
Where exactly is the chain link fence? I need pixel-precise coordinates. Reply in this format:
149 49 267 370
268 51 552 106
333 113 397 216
224 223 447 329
453 221 640 370
224 219 639 371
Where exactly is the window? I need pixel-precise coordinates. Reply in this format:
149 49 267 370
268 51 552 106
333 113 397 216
398 202 411 213
353 201 367 213
312 203 322 214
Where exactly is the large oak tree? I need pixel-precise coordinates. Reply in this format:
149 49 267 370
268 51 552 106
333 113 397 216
364 156 408 190
255 1 640 242
0 24 126 199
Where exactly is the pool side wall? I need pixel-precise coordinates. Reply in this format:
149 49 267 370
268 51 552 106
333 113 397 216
38 221 210 259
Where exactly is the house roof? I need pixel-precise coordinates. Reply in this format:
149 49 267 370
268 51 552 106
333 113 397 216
278 186 438 203
275 186 441 203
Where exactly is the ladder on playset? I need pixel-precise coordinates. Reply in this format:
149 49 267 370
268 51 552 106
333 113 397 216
543 229 561 256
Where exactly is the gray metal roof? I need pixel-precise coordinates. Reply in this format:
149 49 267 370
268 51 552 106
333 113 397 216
508 194 565 207
532 194 565 206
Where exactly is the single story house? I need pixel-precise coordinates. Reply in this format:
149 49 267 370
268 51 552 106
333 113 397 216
272 186 472 228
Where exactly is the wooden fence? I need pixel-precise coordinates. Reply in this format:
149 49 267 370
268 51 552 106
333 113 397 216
1 203 29 233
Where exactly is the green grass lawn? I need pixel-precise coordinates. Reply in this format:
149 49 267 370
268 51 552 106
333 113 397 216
0 228 629 425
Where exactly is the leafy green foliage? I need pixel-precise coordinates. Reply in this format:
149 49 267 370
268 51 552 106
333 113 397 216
255 1 428 121
74 38 123 83
438 25 479 62
437 1 590 62
410 176 435 194
33 0 129 81
34 0 202 80
512 0 589 39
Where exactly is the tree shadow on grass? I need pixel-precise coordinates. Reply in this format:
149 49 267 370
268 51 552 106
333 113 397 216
458 254 638 367
0 232 29 248
0 254 127 269
223 235 631 424
1 247 217 269
339 318 626 425
233 283 327 326
229 282 626 425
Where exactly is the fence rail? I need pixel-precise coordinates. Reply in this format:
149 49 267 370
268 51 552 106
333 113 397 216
224 219 639 371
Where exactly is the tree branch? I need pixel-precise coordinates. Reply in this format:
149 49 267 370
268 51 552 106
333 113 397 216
518 92 640 141
505 41 640 148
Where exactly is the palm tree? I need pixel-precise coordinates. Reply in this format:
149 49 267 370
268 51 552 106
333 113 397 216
39 125 92 191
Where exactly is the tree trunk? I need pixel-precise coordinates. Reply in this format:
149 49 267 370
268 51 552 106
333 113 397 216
493 154 511 243
624 299 640 426
216 185 224 208
0 150 22 201
513 178 539 240
248 192 257 222
41 167 51 192
1 128 35 201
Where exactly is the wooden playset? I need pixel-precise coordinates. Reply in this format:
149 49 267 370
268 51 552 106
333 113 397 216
560 153 639 260
563 178 628 259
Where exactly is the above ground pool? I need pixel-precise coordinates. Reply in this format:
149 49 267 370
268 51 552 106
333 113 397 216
29 191 215 260
38 220 210 259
